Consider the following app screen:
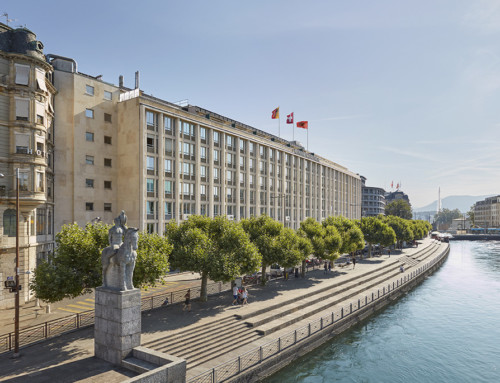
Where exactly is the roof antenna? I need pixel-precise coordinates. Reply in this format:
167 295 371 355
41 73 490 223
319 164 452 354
1 13 17 26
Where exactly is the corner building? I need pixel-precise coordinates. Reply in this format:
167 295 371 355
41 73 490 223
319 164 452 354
0 24 55 308
52 59 361 234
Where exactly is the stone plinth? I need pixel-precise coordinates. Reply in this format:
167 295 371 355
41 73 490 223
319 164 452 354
94 287 141 365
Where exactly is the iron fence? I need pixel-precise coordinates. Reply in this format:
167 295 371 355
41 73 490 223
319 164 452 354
0 280 231 354
188 247 448 383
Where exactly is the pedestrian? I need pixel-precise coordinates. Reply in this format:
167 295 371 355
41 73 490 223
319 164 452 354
400 265 404 273
162 297 169 306
328 262 332 273
232 285 239 306
388 249 391 258
183 289 191 312
324 261 328 274
352 255 356 269
241 287 248 305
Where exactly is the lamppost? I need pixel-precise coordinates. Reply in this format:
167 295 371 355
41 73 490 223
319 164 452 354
0 169 21 358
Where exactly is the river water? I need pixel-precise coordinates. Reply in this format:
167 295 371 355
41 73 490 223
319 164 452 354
264 241 500 382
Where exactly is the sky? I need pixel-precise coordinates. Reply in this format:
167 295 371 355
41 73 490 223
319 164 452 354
3 0 500 208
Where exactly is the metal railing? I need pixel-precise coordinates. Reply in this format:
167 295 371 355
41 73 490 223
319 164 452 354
0 280 232 354
188 246 448 383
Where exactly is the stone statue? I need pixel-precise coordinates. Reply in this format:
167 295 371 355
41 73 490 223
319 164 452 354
101 211 139 290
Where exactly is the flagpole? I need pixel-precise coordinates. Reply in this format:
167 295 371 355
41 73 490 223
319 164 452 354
307 128 309 151
292 115 295 141
279 115 281 138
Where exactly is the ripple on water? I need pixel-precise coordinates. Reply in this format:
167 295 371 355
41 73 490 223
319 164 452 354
264 242 500 383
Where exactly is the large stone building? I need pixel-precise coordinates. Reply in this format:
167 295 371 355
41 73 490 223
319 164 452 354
473 195 500 228
0 23 55 308
360 176 385 217
51 57 362 233
385 190 411 208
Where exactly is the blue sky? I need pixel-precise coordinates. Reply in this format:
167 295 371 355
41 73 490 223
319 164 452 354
4 0 500 208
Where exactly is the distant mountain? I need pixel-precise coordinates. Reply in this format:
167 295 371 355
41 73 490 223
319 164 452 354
414 195 495 213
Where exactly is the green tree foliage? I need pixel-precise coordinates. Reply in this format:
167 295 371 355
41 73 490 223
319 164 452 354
241 215 300 285
434 208 462 229
358 217 396 257
385 200 413 219
383 216 414 248
167 215 260 300
31 223 172 303
323 216 364 256
467 208 475 227
410 220 430 240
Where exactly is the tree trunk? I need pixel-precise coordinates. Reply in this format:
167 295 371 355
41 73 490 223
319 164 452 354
301 259 306 278
368 243 372 258
200 272 208 302
261 264 267 286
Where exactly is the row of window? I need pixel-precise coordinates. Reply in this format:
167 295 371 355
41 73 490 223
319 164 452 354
85 108 112 122
85 155 112 167
86 132 112 144
85 202 112 211
3 208 52 237
86 179 112 189
85 84 113 101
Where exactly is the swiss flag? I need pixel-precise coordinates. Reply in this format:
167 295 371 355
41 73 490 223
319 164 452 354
286 113 294 124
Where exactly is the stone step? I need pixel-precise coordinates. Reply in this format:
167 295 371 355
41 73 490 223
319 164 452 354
254 267 405 336
235 259 400 321
122 356 157 374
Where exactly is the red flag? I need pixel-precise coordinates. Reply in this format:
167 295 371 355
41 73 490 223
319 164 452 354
296 121 308 129
391 181 393 188
271 107 279 119
396 183 399 189
286 112 294 124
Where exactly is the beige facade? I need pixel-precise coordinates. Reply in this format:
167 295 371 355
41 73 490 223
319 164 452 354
473 196 500 228
0 24 55 308
53 61 361 234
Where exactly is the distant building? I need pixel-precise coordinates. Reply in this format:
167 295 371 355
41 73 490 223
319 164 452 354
385 190 411 208
0 23 55 308
360 176 385 217
473 195 500 228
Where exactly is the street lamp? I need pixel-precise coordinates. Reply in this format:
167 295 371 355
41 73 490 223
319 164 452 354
0 170 21 358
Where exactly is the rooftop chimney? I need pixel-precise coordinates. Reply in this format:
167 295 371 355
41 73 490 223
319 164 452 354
135 71 139 89
119 75 123 88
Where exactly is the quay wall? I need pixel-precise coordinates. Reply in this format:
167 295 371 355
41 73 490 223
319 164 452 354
224 243 450 383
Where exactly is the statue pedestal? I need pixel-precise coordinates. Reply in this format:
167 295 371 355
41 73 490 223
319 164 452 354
94 287 141 365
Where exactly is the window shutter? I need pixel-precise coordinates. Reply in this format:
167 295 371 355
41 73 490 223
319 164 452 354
15 64 29 85
15 99 29 119
35 68 47 91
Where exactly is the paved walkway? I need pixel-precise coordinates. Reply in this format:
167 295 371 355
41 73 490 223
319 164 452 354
0 272 202 335
0 238 440 382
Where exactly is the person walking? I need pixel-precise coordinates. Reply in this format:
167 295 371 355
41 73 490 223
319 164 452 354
232 285 239 306
241 287 249 305
328 262 332 273
183 289 191 312
388 249 391 258
324 261 328 274
352 255 356 270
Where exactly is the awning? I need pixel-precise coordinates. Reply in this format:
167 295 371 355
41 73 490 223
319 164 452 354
35 68 47 91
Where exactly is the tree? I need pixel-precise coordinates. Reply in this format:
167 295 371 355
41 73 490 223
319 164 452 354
467 208 475 227
383 216 414 249
385 200 413 219
240 215 294 285
166 215 260 300
297 217 341 276
323 216 364 256
31 223 172 303
434 208 462 230
358 217 396 257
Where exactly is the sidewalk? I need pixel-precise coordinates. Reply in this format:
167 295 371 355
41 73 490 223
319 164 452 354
0 271 202 335
0 238 437 382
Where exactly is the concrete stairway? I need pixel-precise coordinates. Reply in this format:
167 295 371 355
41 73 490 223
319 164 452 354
143 316 260 370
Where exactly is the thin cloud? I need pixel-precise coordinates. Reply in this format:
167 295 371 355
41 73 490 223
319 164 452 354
312 115 364 122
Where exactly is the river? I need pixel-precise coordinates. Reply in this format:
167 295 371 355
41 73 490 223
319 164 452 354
264 241 500 382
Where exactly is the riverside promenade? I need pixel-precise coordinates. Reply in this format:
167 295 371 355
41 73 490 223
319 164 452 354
0 237 447 382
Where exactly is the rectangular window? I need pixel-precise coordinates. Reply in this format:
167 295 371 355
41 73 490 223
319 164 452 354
15 64 29 85
15 98 29 121
85 109 94 118
183 163 190 176
104 136 112 145
200 127 206 140
104 158 112 167
146 156 154 170
213 186 219 196
104 113 112 123
36 208 46 235
213 168 219 180
86 85 95 95
86 178 94 188
146 111 156 127
147 178 154 193
213 131 219 144
165 202 172 218
240 140 245 152
227 170 232 181
86 202 94 211
104 180 112 189
147 201 155 216
104 203 112 211
104 90 112 100
201 184 206 195
36 171 44 192
213 149 219 162
183 142 190 156
86 155 94 165
165 138 173 153
200 165 206 178
165 180 172 194
18 171 29 191
200 146 207 159
249 142 254 154
182 121 193 136
15 133 30 153
35 68 47 91
165 159 172 173
226 135 233 147
227 153 232 165
86 132 94 142
164 116 173 132
147 134 155 151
